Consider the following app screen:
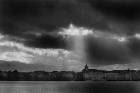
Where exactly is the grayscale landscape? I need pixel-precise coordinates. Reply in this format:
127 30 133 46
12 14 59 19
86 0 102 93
0 0 140 93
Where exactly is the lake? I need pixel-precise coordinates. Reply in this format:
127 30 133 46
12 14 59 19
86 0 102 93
0 81 139 93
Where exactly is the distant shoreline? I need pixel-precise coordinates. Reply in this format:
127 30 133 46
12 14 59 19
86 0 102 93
0 68 139 81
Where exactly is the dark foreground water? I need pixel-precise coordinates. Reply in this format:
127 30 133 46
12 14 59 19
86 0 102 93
0 81 139 93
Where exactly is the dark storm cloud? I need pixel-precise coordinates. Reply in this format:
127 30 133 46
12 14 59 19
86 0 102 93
24 34 68 49
0 0 111 49
83 0 140 21
0 0 108 34
1 0 140 37
81 0 140 36
127 38 140 56
85 36 133 65
1 0 140 66
84 34 140 65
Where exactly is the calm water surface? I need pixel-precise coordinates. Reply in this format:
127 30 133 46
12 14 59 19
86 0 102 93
0 81 139 93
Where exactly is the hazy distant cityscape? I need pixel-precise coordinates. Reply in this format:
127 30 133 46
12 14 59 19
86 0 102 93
0 64 140 81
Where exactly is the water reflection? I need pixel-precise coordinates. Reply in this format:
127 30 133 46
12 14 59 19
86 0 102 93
0 81 138 93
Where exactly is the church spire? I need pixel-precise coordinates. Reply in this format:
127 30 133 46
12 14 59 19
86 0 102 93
85 64 88 70
82 64 89 72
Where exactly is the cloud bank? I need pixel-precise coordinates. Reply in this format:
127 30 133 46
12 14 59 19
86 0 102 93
0 0 140 71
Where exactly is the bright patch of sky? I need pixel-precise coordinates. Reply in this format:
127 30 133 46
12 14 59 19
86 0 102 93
58 24 93 37
58 24 129 43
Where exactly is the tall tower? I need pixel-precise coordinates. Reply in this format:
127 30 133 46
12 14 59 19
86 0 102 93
82 64 89 72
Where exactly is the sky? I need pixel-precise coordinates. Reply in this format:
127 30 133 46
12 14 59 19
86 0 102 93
0 0 140 71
